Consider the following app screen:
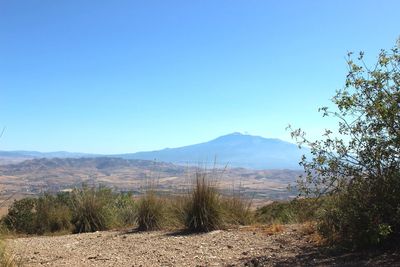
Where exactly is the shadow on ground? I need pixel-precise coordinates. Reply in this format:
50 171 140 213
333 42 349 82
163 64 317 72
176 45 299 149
241 245 400 267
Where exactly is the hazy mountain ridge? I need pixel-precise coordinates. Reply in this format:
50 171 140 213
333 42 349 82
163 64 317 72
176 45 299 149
116 133 308 169
0 133 308 170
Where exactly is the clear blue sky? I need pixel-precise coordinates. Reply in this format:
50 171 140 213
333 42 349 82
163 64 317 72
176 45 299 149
0 0 399 154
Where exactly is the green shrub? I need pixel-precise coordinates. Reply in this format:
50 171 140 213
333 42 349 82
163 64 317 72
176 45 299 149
2 194 72 235
317 172 400 247
3 198 37 234
289 42 400 248
136 191 165 231
183 172 223 232
70 186 115 233
2 187 138 235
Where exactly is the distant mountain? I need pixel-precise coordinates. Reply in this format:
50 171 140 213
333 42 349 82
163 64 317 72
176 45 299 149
0 133 309 169
116 133 308 170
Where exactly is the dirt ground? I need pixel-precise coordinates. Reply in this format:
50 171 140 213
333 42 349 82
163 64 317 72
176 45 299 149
7 224 400 267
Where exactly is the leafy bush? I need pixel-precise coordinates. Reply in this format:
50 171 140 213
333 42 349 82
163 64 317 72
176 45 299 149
3 198 37 234
2 194 72 234
136 191 165 231
290 41 400 248
183 172 223 232
317 173 400 247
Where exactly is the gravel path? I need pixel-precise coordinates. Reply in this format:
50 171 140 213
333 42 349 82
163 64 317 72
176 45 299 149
7 225 307 266
7 225 400 266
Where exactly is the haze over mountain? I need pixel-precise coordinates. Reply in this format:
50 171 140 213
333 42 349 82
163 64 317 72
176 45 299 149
116 133 307 169
0 150 96 159
0 133 308 169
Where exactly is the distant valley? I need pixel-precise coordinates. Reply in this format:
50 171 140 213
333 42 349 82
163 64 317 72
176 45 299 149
0 157 301 197
0 133 306 212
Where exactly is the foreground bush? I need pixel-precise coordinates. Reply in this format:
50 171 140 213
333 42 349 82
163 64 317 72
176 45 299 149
183 172 223 232
317 173 400 247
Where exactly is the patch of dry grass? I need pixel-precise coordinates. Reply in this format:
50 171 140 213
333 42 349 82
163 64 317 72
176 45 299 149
0 238 18 267
301 222 325 245
239 223 285 235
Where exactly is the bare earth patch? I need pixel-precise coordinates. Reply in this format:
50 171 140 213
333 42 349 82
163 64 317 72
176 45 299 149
7 225 400 266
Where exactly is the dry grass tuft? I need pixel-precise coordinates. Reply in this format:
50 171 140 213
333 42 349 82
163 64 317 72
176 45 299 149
0 238 18 267
301 221 325 245
239 223 285 235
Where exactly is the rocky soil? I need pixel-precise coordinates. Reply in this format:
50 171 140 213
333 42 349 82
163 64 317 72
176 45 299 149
7 224 400 266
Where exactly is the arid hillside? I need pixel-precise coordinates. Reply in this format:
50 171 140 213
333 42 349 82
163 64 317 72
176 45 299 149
0 157 301 213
